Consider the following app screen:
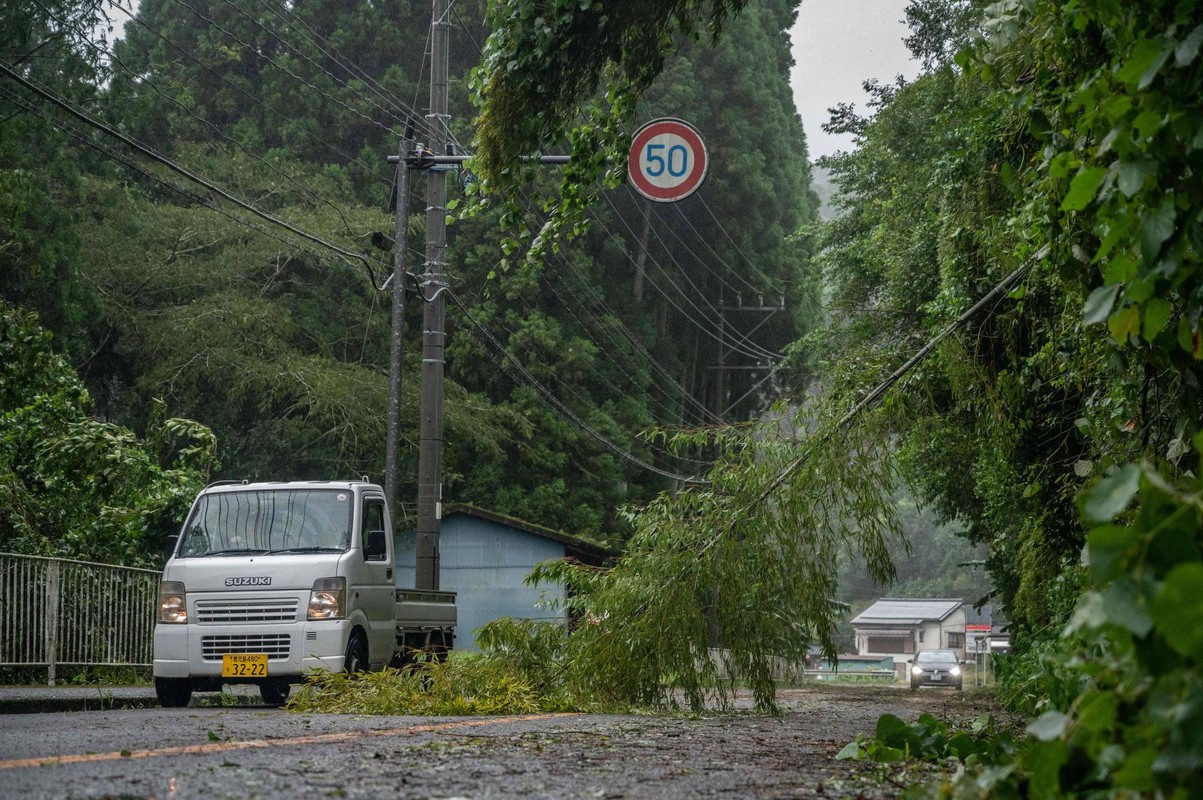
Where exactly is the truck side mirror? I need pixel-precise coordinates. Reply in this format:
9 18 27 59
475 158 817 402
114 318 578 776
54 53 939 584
162 534 179 563
364 529 387 561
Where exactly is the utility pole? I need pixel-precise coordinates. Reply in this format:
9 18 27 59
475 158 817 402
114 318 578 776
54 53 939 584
415 0 451 591
387 1 570 590
385 133 414 516
709 293 785 420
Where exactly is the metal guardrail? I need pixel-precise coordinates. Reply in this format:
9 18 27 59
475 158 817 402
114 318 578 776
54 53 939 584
0 553 160 685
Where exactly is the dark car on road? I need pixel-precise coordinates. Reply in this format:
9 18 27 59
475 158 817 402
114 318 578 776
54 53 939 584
908 649 963 690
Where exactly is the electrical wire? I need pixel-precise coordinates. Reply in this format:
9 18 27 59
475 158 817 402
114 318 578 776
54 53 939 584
477 185 728 426
448 289 709 484
608 199 785 361
455 275 720 462
166 0 401 140
690 192 782 294
586 197 782 361
252 0 439 142
449 266 715 467
1 59 379 281
0 84 351 283
592 190 783 360
37 0 363 240
542 255 725 425
111 3 394 186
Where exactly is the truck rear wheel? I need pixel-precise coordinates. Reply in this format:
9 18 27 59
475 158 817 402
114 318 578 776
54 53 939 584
155 677 192 708
345 632 367 674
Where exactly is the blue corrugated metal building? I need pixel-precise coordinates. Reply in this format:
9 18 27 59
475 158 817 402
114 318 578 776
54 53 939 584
394 505 611 652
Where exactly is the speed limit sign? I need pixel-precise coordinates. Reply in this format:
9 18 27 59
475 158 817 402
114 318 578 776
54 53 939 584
627 118 708 203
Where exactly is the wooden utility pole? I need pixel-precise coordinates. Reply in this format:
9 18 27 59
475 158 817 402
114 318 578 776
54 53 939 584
386 1 572 590
415 0 451 591
385 134 414 516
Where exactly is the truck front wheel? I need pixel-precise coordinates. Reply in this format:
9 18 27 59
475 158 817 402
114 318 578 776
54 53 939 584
155 677 192 708
345 632 367 674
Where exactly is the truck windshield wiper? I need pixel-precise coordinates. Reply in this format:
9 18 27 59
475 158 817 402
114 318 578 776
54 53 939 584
204 548 268 557
262 547 346 555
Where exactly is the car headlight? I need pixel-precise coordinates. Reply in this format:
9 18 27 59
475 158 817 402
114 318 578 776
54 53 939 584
951 665 961 676
307 577 346 620
912 665 923 675
158 581 188 623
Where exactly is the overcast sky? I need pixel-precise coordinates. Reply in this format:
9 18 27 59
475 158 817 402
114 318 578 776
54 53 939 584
789 0 919 160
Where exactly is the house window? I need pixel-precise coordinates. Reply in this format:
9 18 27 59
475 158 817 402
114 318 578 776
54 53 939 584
947 632 964 649
918 630 924 643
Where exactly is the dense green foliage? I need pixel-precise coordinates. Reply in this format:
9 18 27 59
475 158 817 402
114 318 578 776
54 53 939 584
472 0 748 183
813 0 1202 638
0 304 215 564
288 650 546 715
812 0 1203 794
2 0 815 554
841 458 1203 797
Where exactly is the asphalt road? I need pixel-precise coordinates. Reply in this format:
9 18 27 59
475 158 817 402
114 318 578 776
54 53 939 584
0 685 992 799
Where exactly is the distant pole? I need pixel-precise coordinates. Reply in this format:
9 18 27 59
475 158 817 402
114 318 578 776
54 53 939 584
385 135 413 516
415 0 450 591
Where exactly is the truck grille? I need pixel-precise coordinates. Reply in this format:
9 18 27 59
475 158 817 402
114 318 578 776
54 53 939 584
195 598 299 623
201 634 291 661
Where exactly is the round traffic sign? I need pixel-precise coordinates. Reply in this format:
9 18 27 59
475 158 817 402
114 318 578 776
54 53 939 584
627 118 708 203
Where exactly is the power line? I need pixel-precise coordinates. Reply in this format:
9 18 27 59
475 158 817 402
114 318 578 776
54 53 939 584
594 191 783 360
587 198 782 361
448 289 708 484
540 255 725 425
1 59 378 279
692 192 781 294
165 0 401 141
112 3 394 186
689 192 828 313
450 274 715 467
0 84 354 283
252 0 438 141
36 0 361 240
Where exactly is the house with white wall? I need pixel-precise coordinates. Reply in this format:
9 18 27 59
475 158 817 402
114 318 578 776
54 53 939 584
850 598 967 677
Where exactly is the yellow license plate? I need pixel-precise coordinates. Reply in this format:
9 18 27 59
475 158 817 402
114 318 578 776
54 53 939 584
222 653 268 677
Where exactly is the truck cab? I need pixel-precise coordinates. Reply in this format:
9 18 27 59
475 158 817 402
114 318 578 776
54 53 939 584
153 480 403 707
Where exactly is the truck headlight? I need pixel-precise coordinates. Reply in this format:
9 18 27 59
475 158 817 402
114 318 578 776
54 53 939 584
308 577 346 620
158 581 188 623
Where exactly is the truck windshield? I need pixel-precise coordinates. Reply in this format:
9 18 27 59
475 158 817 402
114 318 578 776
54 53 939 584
177 489 352 557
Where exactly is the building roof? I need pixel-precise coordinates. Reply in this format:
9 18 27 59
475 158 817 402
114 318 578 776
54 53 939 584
851 598 964 627
444 504 614 565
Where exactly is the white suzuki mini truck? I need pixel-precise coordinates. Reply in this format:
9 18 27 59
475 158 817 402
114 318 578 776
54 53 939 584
153 480 455 707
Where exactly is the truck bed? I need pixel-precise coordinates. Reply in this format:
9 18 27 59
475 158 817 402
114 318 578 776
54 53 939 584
395 588 457 630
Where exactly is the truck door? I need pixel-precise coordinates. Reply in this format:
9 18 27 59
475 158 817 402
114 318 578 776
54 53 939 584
357 495 394 668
